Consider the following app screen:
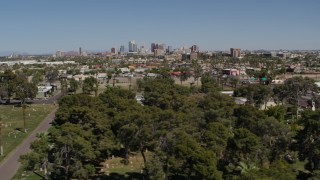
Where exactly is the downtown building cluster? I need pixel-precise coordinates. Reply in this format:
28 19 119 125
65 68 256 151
110 41 200 58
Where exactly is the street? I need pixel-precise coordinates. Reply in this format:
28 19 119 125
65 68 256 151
0 93 59 180
0 108 57 180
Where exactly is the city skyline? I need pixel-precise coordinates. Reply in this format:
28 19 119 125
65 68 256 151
0 0 319 54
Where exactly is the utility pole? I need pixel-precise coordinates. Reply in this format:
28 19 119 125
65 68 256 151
295 88 303 121
23 104 27 133
296 90 299 121
0 117 3 156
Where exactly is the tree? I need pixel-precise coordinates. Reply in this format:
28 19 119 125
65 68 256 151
198 91 235 124
45 68 59 85
0 69 17 103
56 94 116 150
296 110 320 174
241 160 297 180
106 71 112 84
20 133 51 176
99 86 136 111
60 78 68 96
50 123 96 179
50 94 115 179
68 78 79 93
82 77 98 96
158 61 171 79
0 117 3 156
160 130 223 179
273 76 318 119
31 71 44 84
15 76 38 132
274 76 318 105
233 105 293 165
265 105 286 122
192 61 202 86
229 76 239 88
179 67 191 85
202 122 231 159
200 72 220 93
112 68 121 87
100 87 152 164
228 128 260 158
234 84 272 108
115 108 153 164
145 155 165 180
141 77 191 111
19 74 303 179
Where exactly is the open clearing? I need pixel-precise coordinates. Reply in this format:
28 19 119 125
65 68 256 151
0 104 56 162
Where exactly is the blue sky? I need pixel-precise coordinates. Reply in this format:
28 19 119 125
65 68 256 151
0 0 319 54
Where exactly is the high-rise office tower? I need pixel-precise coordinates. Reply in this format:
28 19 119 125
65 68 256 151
167 46 173 53
111 47 116 54
120 45 125 53
190 45 199 53
140 42 146 53
56 51 64 57
230 48 241 58
129 41 137 52
79 47 82 56
151 43 158 53
158 43 166 50
154 49 164 56
133 43 138 52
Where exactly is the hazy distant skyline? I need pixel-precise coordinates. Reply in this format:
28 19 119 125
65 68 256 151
0 0 319 54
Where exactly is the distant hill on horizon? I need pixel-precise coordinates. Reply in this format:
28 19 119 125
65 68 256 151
0 51 55 57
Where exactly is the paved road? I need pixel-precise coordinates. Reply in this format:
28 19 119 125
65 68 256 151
0 91 62 105
32 91 62 104
0 107 57 180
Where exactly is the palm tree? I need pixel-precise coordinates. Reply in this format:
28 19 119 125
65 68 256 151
179 67 191 85
192 61 202 86
230 76 239 88
236 162 258 175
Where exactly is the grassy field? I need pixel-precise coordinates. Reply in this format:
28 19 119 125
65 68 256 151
0 104 56 162
101 151 151 176
13 166 42 180
13 151 151 180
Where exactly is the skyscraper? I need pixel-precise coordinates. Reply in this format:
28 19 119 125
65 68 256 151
133 44 138 52
56 51 64 57
140 42 146 53
167 46 173 53
230 48 241 58
111 47 116 54
79 47 82 56
158 43 166 51
151 43 158 53
190 45 199 53
129 41 137 52
154 49 164 56
120 45 125 53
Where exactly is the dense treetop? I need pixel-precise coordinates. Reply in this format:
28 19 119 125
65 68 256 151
20 76 320 179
